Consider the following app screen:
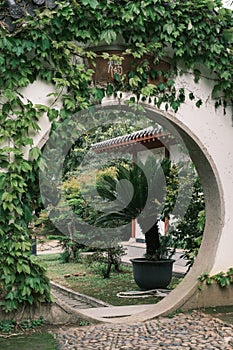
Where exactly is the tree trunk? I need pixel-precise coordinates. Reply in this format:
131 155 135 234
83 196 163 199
138 217 160 258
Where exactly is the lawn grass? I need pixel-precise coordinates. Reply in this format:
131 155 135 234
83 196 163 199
0 333 58 350
39 253 181 306
41 253 233 325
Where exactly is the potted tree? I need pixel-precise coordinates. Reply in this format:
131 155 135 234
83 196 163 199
96 156 175 290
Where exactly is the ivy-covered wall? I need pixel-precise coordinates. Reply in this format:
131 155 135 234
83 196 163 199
0 0 232 312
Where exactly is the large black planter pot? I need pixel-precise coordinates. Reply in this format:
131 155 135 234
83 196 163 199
130 258 175 290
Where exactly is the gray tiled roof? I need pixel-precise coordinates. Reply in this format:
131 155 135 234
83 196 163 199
91 127 172 152
0 0 56 33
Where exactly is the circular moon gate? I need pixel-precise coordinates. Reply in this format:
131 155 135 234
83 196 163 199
91 101 226 323
126 105 224 322
34 83 231 322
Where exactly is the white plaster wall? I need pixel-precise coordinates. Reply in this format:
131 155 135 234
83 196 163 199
20 80 61 149
21 72 233 275
167 73 233 274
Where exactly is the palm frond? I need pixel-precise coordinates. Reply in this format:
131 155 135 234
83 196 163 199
95 155 169 227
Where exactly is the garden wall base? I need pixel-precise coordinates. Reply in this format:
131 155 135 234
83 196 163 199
0 301 94 325
181 283 233 311
0 284 231 325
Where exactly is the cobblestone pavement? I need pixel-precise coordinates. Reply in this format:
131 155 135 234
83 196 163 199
52 311 233 349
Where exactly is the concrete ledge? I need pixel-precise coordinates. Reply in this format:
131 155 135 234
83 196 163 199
51 281 111 308
182 283 233 310
77 304 153 321
0 302 82 325
0 299 105 325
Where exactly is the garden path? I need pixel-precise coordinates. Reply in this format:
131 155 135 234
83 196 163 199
38 239 233 347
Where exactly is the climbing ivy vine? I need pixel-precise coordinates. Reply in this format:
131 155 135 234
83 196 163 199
199 268 233 288
0 0 232 311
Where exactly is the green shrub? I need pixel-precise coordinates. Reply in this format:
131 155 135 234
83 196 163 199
84 245 126 278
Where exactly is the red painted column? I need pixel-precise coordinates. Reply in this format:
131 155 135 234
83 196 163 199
131 218 136 239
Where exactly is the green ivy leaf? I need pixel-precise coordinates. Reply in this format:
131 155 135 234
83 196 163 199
41 37 50 51
223 28 233 43
220 71 231 80
163 22 175 35
195 99 203 108
12 45 25 57
106 84 114 96
171 101 180 112
99 30 117 45
194 69 201 83
0 173 6 188
29 147 41 161
22 204 33 222
92 87 105 101
47 108 59 121
129 76 141 87
80 0 98 9
158 82 166 91
189 92 195 101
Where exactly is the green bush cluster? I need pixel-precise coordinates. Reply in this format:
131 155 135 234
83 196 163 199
0 316 45 334
84 245 126 278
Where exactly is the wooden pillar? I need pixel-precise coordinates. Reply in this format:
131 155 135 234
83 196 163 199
164 216 169 234
165 146 170 159
131 149 137 239
131 218 136 239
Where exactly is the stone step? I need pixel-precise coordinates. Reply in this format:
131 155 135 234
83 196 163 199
50 281 157 323
50 281 111 311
